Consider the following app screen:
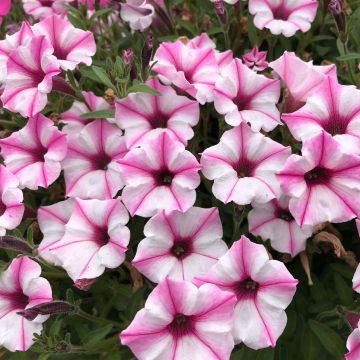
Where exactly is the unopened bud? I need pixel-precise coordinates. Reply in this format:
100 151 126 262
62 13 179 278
123 49 134 65
17 301 75 321
74 278 96 291
329 0 346 33
214 1 227 25
0 236 32 254
142 35 154 70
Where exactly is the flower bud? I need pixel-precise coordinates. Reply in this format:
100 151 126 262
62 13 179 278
142 35 154 70
74 278 96 291
0 235 32 254
123 49 134 65
214 1 227 25
17 301 75 321
329 0 346 33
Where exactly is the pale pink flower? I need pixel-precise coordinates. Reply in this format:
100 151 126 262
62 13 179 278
33 14 96 71
269 51 337 111
277 131 360 227
22 0 70 19
61 91 115 134
282 76 360 153
194 235 298 349
243 46 268 72
0 165 25 236
37 199 74 265
0 114 67 190
120 0 155 32
1 35 61 117
115 78 199 148
49 198 130 281
0 22 34 83
118 132 201 217
249 0 318 37
0 257 52 352
248 196 313 257
201 122 290 206
346 320 360 360
214 58 281 131
132 207 227 282
62 120 127 200
152 39 219 104
120 278 236 360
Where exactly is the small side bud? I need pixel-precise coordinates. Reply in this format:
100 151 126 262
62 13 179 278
0 236 33 254
142 35 154 70
17 301 75 321
74 278 96 291
214 1 227 25
329 0 346 33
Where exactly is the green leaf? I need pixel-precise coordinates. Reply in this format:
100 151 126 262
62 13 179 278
301 323 326 360
80 109 115 119
333 272 353 306
127 83 162 96
85 324 113 347
89 8 113 22
336 53 360 61
308 319 346 358
92 66 116 91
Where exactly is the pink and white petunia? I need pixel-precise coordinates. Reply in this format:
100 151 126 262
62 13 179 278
0 257 52 352
0 114 67 190
269 51 337 111
0 165 25 236
243 46 268 72
62 120 127 200
132 207 227 282
22 0 70 19
277 131 360 227
249 0 318 37
49 198 130 281
194 235 298 349
1 35 61 117
0 22 34 83
33 14 96 71
214 58 281 131
152 39 219 104
115 78 199 148
37 199 74 265
282 76 360 153
346 320 360 360
118 131 201 217
60 91 115 134
120 0 155 32
201 122 290 206
120 278 236 360
248 196 313 257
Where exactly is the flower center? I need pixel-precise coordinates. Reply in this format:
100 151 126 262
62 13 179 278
155 168 174 185
150 113 169 129
276 208 294 222
272 6 290 20
168 313 193 337
32 146 47 162
95 228 110 246
323 116 348 136
39 0 54 6
0 200 6 217
233 94 251 111
5 292 29 310
235 278 259 300
171 240 191 259
234 159 254 178
304 167 331 185
94 153 112 170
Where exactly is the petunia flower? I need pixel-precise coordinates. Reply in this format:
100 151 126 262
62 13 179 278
269 51 337 112
282 75 360 153
120 0 155 32
120 278 236 360
201 122 290 206
249 0 318 37
37 199 74 265
277 131 360 227
346 320 360 360
0 114 67 190
242 46 268 72
0 257 52 352
117 131 201 217
62 120 127 200
0 0 11 26
132 207 227 282
194 235 298 349
115 78 199 148
248 195 313 257
0 165 25 236
33 14 96 71
152 39 219 104
1 35 61 118
22 0 70 19
60 91 115 134
214 58 281 131
49 198 130 281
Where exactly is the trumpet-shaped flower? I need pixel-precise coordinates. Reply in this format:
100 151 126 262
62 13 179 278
62 120 127 200
118 132 201 217
201 122 290 206
1 35 61 117
152 39 219 104
249 0 318 37
120 278 236 360
214 58 281 131
115 78 199 148
194 236 298 349
346 320 360 360
248 196 313 257
49 198 130 281
282 76 360 153
37 199 74 265
33 14 96 71
0 165 25 236
277 131 360 227
22 0 70 19
0 257 52 352
132 207 227 282
243 46 268 72
0 114 67 190
120 0 155 31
